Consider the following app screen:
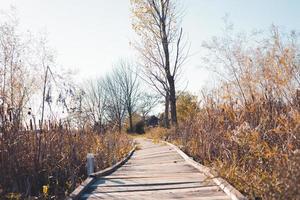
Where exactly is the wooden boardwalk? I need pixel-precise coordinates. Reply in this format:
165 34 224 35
80 138 237 200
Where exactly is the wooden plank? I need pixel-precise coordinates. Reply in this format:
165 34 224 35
79 138 244 200
81 186 230 200
123 159 186 167
90 179 212 187
102 173 206 179
88 183 216 193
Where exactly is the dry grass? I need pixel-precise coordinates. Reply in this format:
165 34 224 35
173 99 300 199
148 93 300 199
0 129 132 199
142 127 174 143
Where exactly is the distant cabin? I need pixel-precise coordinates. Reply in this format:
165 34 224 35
146 115 159 127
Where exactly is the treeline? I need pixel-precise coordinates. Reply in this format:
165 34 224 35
70 60 159 134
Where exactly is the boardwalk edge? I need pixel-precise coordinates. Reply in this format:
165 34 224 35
162 141 247 200
66 145 136 200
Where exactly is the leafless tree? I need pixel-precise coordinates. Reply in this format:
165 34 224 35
139 62 170 127
0 11 36 130
102 72 126 133
82 79 107 133
114 60 140 132
138 92 160 120
131 0 188 126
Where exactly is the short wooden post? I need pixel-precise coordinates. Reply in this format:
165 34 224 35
87 153 94 176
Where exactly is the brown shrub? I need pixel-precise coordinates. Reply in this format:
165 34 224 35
0 129 132 199
168 27 300 199
171 93 300 199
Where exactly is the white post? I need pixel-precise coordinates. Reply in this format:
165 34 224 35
87 153 94 176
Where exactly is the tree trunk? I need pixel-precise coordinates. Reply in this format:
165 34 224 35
164 93 170 128
128 108 133 133
168 76 177 125
161 13 178 126
118 120 122 133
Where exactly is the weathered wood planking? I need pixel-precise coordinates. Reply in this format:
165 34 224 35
80 139 238 200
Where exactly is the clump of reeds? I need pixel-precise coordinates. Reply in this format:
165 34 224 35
0 127 132 199
170 27 300 199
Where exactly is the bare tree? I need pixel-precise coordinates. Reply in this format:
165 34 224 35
114 60 140 132
139 92 160 120
0 10 36 130
102 72 126 133
82 79 107 133
131 0 188 126
139 62 171 127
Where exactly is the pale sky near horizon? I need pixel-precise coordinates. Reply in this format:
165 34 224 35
0 0 299 95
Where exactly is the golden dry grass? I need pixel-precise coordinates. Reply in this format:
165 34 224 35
0 129 133 199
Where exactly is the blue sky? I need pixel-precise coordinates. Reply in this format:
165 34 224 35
0 0 299 94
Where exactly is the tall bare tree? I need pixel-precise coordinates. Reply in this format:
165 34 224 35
0 11 36 129
102 72 126 133
114 60 140 132
139 63 170 127
131 0 188 125
139 92 160 120
82 79 107 132
81 60 141 133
